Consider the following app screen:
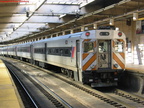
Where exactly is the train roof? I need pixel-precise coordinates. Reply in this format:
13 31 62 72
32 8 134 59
33 31 86 44
5 29 125 47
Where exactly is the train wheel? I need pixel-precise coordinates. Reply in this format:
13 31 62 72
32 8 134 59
69 70 74 78
61 68 65 74
65 69 68 76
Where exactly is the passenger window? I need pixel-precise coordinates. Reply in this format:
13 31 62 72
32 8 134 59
55 49 59 54
52 49 55 54
64 49 69 55
115 40 124 52
60 49 63 55
83 42 94 53
48 49 52 54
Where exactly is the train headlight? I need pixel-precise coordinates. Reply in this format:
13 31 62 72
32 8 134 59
118 32 122 37
89 79 93 82
114 64 119 68
85 32 90 37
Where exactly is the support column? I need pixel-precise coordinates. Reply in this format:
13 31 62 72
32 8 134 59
62 31 65 35
93 23 97 29
81 26 85 31
70 29 73 34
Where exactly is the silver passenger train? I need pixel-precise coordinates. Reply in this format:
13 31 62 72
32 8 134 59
0 27 126 87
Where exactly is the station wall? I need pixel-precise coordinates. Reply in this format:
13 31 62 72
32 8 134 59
115 19 144 65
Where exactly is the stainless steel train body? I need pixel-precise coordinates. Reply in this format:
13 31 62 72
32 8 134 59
1 29 126 87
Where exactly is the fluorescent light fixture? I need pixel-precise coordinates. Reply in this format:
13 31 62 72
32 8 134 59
133 13 138 21
59 14 66 18
93 23 97 29
109 18 114 25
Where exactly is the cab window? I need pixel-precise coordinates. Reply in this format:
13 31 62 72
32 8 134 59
98 41 108 53
83 42 94 53
115 40 124 52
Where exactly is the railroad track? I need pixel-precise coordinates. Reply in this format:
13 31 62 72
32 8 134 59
4 61 72 108
7 64 39 108
114 89 144 105
102 88 144 108
2 57 144 108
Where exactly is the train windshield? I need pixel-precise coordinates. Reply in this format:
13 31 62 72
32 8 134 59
114 40 124 52
83 42 94 53
98 41 108 53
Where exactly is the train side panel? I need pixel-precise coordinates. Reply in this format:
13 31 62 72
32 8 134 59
17 43 31 61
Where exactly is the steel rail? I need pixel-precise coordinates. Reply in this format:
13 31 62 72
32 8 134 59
115 89 144 105
2 58 137 108
28 75 73 108
6 64 39 108
4 60 72 108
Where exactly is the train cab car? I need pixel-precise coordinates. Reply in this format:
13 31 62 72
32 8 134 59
82 28 126 87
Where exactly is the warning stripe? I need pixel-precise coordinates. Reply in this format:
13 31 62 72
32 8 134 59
83 54 96 71
92 65 97 70
113 41 115 47
119 52 125 59
113 52 125 69
94 41 96 47
82 53 89 60
84 39 91 41
117 39 124 42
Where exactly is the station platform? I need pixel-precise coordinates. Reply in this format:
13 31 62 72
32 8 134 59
126 63 144 74
0 60 23 108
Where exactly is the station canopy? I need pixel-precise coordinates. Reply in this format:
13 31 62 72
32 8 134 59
0 0 144 44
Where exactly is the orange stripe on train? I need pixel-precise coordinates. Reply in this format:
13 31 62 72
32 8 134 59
94 41 96 47
113 41 115 47
117 39 124 42
113 53 125 69
92 65 97 70
84 39 91 41
82 53 89 60
83 54 96 71
119 52 125 59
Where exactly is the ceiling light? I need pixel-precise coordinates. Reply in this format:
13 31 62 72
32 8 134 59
133 13 138 21
109 18 114 25
93 23 97 29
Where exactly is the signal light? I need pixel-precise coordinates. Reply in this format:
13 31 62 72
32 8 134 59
118 32 122 37
85 32 90 36
114 72 118 75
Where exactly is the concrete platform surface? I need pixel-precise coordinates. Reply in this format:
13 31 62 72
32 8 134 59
0 60 24 108
126 63 144 74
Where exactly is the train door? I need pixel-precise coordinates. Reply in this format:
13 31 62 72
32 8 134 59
75 40 80 81
82 40 97 71
30 44 34 64
98 40 111 69
15 46 17 58
45 43 47 61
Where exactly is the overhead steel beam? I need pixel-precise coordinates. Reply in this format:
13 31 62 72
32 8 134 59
0 29 13 32
0 23 22 29
26 16 64 23
45 1 82 5
0 5 36 14
20 23 46 28
35 4 83 14
16 28 40 32
0 16 27 23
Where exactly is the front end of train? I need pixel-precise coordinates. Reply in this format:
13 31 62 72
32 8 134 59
81 27 126 87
